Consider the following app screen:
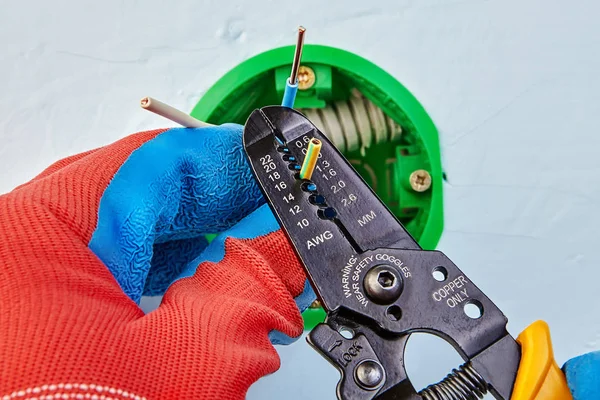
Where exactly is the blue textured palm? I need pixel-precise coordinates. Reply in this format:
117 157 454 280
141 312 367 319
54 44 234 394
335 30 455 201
87 123 315 345
89 124 265 302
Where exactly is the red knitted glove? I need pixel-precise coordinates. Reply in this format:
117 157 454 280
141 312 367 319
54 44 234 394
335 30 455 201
0 127 307 399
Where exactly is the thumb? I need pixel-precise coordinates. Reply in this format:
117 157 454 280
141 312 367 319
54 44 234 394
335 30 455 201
89 124 264 303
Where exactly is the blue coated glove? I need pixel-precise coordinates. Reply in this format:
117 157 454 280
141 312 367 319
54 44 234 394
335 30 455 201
88 123 315 343
564 353 600 399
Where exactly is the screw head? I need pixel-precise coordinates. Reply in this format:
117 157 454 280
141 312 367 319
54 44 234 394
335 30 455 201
298 65 316 90
309 300 322 309
378 271 394 287
409 169 432 192
354 360 385 390
363 265 403 304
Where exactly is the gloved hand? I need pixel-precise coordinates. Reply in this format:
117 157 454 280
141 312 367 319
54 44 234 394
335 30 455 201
0 124 315 399
564 353 600 399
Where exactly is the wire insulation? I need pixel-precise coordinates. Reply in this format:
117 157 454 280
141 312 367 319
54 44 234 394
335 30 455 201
141 97 211 128
282 81 299 108
299 138 322 180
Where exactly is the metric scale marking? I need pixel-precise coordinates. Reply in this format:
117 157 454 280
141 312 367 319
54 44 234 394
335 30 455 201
291 133 420 254
245 107 419 248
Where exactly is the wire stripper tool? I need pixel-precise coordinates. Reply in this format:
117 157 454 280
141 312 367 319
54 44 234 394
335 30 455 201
243 106 573 400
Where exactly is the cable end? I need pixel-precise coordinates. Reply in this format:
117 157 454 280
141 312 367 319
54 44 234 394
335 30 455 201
299 138 322 180
140 96 151 108
289 26 306 85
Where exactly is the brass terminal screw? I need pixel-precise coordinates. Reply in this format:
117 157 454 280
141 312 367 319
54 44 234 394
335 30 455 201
309 300 322 309
298 65 316 90
409 170 432 192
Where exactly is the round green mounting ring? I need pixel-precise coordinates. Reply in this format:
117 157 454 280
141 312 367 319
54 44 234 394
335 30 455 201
191 45 444 330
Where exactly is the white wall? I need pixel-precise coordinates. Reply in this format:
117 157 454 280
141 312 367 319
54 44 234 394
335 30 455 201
2 0 599 398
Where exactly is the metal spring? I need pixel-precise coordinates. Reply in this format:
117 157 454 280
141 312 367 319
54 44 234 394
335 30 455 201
419 362 488 400
300 89 403 153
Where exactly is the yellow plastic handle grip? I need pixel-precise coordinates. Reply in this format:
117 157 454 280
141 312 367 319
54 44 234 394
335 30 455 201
511 320 573 400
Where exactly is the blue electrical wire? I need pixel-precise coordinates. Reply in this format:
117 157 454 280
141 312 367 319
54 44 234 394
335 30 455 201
282 80 299 108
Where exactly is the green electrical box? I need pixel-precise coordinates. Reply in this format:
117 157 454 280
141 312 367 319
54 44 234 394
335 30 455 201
191 45 444 329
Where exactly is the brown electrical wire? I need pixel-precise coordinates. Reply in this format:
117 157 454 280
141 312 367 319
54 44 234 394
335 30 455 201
289 26 306 85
